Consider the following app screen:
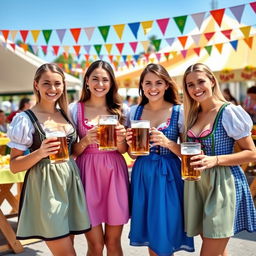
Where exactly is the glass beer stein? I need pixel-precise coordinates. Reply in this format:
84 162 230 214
181 142 201 181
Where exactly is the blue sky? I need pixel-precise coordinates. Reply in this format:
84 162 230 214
0 0 254 62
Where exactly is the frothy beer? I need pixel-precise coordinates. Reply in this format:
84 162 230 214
181 142 201 181
46 131 69 164
131 120 150 156
98 115 118 151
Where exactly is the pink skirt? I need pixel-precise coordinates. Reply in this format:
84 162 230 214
76 148 130 227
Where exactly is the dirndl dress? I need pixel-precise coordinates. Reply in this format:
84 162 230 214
8 110 91 240
184 103 256 238
129 105 194 256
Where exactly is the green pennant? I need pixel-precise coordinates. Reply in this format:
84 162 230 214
42 30 52 44
152 39 162 52
98 26 110 42
204 45 213 55
94 44 102 55
173 16 187 34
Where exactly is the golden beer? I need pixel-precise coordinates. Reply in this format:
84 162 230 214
98 115 118 151
130 120 150 156
181 142 201 181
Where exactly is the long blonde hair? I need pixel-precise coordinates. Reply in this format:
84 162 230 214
182 63 227 137
33 63 69 117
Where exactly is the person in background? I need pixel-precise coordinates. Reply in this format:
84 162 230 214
223 88 238 105
0 109 8 133
243 85 256 124
126 63 194 256
182 63 256 256
7 97 32 123
69 60 129 256
7 63 91 255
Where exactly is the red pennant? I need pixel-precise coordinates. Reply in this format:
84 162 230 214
164 52 170 60
73 45 81 56
1 30 9 41
108 55 114 63
70 28 81 43
20 30 29 42
193 47 201 56
144 53 150 61
210 8 225 27
116 43 124 54
84 54 90 61
52 46 60 56
221 29 232 39
244 37 253 49
204 32 215 41
10 43 16 50
41 45 48 55
250 2 256 13
177 36 188 48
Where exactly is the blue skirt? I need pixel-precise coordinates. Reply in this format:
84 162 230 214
129 153 194 255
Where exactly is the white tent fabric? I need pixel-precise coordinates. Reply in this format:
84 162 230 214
0 36 82 94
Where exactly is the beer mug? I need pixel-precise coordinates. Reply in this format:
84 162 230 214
46 131 69 164
130 120 150 156
181 142 201 181
98 115 118 151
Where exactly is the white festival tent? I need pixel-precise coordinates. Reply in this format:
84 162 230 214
0 35 82 95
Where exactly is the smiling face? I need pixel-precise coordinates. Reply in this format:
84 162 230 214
185 71 215 103
34 71 64 104
141 72 168 102
86 67 111 99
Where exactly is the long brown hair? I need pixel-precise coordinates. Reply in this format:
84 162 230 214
79 60 124 123
33 63 69 117
138 63 180 106
182 63 227 136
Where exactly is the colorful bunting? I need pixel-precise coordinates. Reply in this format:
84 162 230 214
98 26 110 42
173 15 187 34
10 43 16 51
56 29 66 43
155 53 162 62
221 29 232 40
42 30 52 44
41 45 48 55
181 49 187 58
229 40 238 51
31 30 40 43
84 27 95 41
191 12 206 30
250 2 256 13
128 22 140 39
229 4 245 23
193 47 201 56
164 52 170 60
204 45 212 55
70 28 81 43
94 44 102 55
20 30 29 42
141 41 150 52
152 39 161 51
116 43 124 54
113 24 125 40
165 37 175 47
141 20 153 35
244 37 253 48
1 30 9 41
105 44 113 54
156 18 170 35
210 8 225 27
20 43 28 52
191 34 201 46
52 45 60 56
73 45 81 56
129 42 138 53
84 45 91 54
10 30 18 42
240 26 251 38
204 32 215 42
177 36 188 48
215 43 223 53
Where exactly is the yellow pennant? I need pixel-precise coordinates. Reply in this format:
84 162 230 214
31 30 41 43
141 20 153 35
149 57 155 63
116 55 121 62
240 26 251 38
141 41 150 52
113 24 125 40
105 44 113 54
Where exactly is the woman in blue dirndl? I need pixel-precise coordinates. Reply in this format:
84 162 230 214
182 63 256 256
126 64 194 256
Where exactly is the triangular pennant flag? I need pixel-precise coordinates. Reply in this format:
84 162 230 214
152 39 161 52
84 45 91 54
28 44 34 54
250 2 256 13
122 55 127 62
240 26 251 38
42 30 52 44
193 47 201 56
129 42 138 53
94 44 102 55
1 30 9 41
244 37 253 49
141 41 150 52
191 34 201 45
156 18 170 35
230 40 238 51
173 15 187 34
32 45 38 54
116 55 121 62
10 43 16 51
141 20 153 35
10 30 18 42
116 43 124 54
191 12 206 30
56 29 66 43
204 32 215 42
113 24 125 40
93 55 98 61
63 45 70 53
128 22 140 39
70 28 81 43
204 45 213 55
73 45 81 56
155 53 162 62
99 55 103 60
177 36 188 48
41 45 48 55
20 30 29 42
180 49 187 58
221 29 232 40
144 53 150 61
63 52 69 59
149 57 155 63
31 30 40 43
132 54 139 62
105 44 113 54
215 43 223 53
84 54 90 61
98 26 110 42
210 8 225 27
164 52 170 60
165 37 175 47
229 4 245 23
20 43 28 52
52 46 60 56
84 27 95 41
108 55 114 63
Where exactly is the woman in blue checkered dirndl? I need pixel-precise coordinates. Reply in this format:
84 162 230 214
182 63 256 256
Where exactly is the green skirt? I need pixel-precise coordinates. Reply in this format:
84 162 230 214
17 158 91 240
184 166 236 238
